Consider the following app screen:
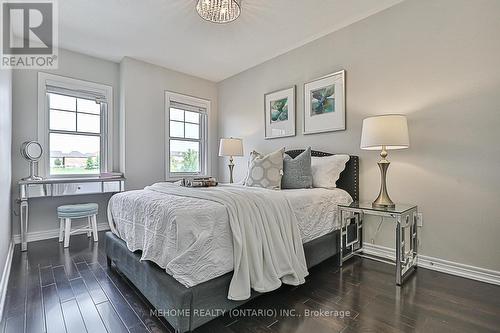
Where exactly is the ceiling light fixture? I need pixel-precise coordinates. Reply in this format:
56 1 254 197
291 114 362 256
196 0 241 24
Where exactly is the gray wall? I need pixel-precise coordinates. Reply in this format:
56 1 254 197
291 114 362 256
11 49 120 236
218 0 500 270
120 57 218 190
0 69 12 270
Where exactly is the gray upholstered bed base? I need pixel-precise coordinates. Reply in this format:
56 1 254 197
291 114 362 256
105 230 340 332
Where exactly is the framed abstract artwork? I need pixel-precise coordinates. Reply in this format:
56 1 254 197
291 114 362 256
303 70 345 134
264 86 296 139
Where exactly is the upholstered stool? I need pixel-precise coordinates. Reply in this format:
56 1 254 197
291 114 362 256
57 203 98 248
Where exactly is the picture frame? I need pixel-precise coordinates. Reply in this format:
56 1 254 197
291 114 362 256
303 70 345 134
264 86 296 139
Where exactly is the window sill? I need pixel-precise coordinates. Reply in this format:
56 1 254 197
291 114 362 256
167 174 207 181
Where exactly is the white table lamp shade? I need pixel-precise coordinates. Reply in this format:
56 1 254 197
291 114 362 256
219 138 244 157
360 115 409 150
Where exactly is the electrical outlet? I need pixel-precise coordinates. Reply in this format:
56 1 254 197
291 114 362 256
417 213 423 227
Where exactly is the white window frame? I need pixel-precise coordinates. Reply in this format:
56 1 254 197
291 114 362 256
37 72 113 178
165 91 210 180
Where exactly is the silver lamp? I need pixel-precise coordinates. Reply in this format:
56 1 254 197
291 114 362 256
360 115 409 208
219 137 243 183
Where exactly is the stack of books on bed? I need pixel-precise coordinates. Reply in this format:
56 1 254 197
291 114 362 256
181 177 218 187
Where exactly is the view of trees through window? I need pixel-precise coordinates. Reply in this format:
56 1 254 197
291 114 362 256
170 148 199 173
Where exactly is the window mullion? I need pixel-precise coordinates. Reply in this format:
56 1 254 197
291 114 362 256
75 98 78 132
49 108 76 113
49 129 101 137
76 110 100 116
169 137 200 143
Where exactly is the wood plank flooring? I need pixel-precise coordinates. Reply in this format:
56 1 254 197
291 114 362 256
2 231 500 333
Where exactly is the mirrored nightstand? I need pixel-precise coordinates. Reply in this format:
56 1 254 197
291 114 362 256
338 202 419 285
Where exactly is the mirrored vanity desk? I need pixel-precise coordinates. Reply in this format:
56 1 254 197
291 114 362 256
18 176 125 251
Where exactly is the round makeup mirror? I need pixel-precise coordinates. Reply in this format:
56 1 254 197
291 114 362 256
21 141 43 161
21 141 43 180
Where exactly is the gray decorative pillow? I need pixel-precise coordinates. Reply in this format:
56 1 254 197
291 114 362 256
245 148 284 190
281 147 313 189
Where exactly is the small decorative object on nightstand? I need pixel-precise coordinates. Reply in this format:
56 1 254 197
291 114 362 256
338 202 418 286
219 137 244 183
360 115 409 208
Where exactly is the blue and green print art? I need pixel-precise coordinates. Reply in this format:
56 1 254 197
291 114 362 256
311 84 335 116
270 97 289 123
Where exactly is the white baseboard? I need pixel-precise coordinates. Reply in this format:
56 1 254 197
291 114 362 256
362 243 395 259
12 223 111 244
0 241 14 322
362 243 500 286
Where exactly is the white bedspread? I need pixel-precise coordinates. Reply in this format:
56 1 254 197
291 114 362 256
108 183 352 300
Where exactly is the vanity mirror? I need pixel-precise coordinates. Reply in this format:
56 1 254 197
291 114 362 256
21 141 43 180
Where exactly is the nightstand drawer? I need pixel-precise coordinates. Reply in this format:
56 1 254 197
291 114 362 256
52 182 102 196
103 181 122 193
26 184 51 198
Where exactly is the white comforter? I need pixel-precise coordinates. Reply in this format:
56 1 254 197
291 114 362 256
108 183 352 300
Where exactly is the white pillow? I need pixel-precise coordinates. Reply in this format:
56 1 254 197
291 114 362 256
311 154 350 189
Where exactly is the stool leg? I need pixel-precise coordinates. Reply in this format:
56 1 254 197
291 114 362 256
58 218 64 242
64 218 71 248
91 215 98 242
87 216 91 237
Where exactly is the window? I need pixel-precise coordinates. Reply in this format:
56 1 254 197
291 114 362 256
165 92 209 179
38 73 113 177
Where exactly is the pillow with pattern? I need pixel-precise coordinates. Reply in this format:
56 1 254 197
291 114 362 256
245 148 284 189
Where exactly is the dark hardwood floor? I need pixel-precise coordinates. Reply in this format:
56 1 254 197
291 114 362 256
2 231 500 333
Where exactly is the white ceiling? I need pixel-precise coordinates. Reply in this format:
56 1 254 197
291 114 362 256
59 0 403 82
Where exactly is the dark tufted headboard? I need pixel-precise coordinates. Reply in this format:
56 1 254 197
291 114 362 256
285 149 359 202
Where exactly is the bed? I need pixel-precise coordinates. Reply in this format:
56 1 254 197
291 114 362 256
105 150 359 332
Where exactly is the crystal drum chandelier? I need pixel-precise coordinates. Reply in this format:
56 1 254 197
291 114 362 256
196 0 241 24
